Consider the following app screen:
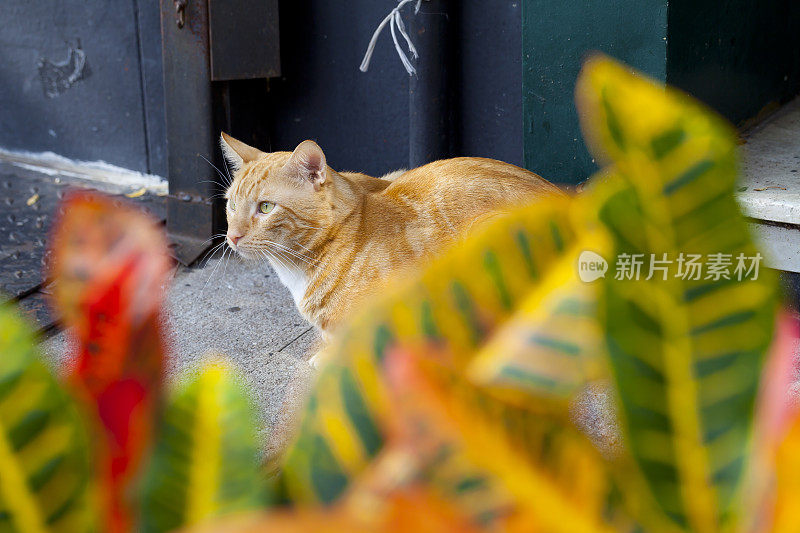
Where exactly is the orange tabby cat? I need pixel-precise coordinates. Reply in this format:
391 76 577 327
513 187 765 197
220 133 563 336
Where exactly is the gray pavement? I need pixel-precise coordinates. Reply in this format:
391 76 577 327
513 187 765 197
41 256 319 458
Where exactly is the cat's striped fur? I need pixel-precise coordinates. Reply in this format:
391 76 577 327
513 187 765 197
221 133 564 336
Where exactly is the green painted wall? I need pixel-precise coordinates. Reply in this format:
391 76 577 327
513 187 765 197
523 0 800 185
667 0 800 127
522 0 667 184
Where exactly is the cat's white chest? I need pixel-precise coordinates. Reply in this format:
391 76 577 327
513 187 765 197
268 259 308 306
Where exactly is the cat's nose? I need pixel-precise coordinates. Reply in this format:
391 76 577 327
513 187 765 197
227 231 243 245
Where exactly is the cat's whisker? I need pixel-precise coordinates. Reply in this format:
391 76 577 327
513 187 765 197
204 240 224 254
201 248 228 294
263 250 287 272
198 153 232 186
275 249 299 269
261 250 278 270
265 248 293 274
203 238 229 258
222 247 236 283
221 244 238 280
265 239 317 260
273 248 300 273
222 158 234 183
199 241 227 266
290 243 329 268
255 249 269 266
293 241 316 254
272 248 294 270
218 248 229 283
200 233 228 246
272 246 321 269
288 243 327 267
261 239 303 258
263 240 321 267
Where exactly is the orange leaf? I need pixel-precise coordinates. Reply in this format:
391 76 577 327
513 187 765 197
46 191 172 532
181 487 477 533
380 347 619 533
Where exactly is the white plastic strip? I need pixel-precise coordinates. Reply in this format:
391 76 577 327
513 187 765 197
359 0 423 75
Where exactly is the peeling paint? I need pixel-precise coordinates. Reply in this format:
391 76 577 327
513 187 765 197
0 147 167 194
37 42 89 98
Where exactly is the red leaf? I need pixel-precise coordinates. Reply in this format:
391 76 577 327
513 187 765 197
755 310 800 454
743 310 800 531
46 191 171 532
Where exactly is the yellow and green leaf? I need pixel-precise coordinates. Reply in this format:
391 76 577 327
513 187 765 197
381 348 628 532
0 303 95 532
577 56 777 532
467 194 611 407
139 359 266 532
276 195 609 506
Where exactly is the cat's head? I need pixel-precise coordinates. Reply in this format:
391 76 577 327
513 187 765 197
220 133 335 264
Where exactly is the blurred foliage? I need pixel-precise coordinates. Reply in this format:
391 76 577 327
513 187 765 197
577 57 777 532
46 192 172 532
269 55 788 532
0 55 797 532
0 304 95 532
139 360 266 533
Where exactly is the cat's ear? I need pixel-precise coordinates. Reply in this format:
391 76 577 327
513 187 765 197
286 140 327 191
220 132 262 171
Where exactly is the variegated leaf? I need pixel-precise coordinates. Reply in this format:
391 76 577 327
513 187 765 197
771 411 800 532
381 348 627 532
577 55 778 532
139 359 266 533
0 303 95 532
275 197 595 506
46 191 172 531
466 193 611 407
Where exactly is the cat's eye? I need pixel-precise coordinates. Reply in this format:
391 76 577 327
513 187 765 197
258 201 274 214
228 199 236 211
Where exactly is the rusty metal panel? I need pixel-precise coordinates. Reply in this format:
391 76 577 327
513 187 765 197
209 0 280 81
160 0 218 264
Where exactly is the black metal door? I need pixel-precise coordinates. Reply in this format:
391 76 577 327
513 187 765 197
159 0 279 264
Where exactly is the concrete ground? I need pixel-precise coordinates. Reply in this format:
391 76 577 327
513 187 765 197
41 256 320 458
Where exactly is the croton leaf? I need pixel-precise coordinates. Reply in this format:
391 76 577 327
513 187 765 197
46 191 172 531
180 487 479 533
276 194 611 505
46 192 171 334
771 409 800 532
0 303 95 532
467 192 612 408
576 55 778 531
748 312 800 532
378 347 626 532
193 345 619 532
139 359 267 533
